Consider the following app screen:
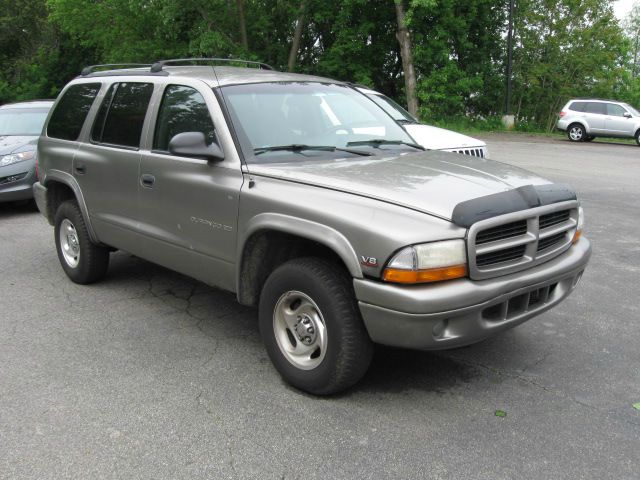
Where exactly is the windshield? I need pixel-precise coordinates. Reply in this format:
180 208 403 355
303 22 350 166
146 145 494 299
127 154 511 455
220 82 416 163
623 103 640 117
366 93 417 123
0 108 50 136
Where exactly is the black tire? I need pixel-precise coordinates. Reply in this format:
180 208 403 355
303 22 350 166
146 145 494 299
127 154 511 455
635 130 640 146
259 257 373 395
54 199 110 284
567 123 586 142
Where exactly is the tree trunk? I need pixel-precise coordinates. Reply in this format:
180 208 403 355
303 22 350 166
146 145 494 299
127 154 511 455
237 0 248 50
288 1 307 72
394 0 418 117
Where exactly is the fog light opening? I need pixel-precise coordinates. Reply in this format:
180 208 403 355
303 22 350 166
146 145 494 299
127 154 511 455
432 319 449 339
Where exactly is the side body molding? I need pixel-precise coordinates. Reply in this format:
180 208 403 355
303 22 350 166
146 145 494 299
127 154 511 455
43 169 99 243
238 212 363 286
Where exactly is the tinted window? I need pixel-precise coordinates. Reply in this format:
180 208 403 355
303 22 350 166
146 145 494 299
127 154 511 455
93 82 154 148
47 83 101 140
91 84 117 142
569 101 586 112
606 103 627 117
585 102 606 115
153 85 216 151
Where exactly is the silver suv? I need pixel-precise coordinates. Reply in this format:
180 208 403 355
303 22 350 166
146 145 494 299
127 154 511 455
557 98 640 143
34 59 591 394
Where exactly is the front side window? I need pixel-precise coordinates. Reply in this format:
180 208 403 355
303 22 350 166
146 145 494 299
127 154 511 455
221 82 415 164
0 107 50 136
47 83 101 141
153 85 216 152
91 82 154 148
606 104 627 117
585 102 605 115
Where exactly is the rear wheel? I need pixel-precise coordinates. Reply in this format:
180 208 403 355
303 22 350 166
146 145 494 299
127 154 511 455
259 257 373 395
54 200 110 284
568 124 586 142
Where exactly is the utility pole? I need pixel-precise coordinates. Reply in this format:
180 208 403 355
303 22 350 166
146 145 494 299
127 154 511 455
503 0 516 128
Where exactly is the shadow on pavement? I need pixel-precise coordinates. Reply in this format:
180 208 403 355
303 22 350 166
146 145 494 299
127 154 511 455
0 199 38 218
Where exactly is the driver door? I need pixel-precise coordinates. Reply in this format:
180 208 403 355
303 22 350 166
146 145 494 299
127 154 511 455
136 81 243 291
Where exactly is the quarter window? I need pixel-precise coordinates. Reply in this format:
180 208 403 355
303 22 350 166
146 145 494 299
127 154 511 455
47 83 101 141
153 85 216 152
92 82 154 148
569 101 586 112
606 104 627 117
585 102 606 115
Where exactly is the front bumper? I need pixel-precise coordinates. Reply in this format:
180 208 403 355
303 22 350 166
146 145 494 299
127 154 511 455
0 160 36 202
355 237 591 350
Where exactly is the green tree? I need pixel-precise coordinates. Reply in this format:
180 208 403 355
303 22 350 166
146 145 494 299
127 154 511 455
512 0 627 130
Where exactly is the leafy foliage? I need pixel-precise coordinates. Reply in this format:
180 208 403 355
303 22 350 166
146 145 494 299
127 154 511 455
0 0 636 132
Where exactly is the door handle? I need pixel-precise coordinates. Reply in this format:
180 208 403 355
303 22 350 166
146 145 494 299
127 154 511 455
140 173 155 188
74 163 86 175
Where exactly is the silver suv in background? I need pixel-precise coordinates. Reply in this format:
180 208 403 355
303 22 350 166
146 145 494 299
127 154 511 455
34 60 590 394
557 99 640 144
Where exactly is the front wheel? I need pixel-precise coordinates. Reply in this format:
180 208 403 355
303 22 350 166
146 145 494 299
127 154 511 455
259 257 373 395
54 200 110 284
567 124 586 142
635 131 640 146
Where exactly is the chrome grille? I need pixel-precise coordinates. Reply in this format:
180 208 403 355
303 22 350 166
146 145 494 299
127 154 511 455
467 201 579 280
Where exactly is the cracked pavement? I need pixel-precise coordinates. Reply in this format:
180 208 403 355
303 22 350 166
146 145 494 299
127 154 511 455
1 134 639 479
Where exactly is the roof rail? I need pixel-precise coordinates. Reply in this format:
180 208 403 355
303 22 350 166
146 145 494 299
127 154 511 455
149 58 274 73
81 63 152 76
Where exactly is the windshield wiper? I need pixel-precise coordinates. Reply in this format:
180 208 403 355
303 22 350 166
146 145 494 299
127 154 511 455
346 139 425 150
254 144 372 156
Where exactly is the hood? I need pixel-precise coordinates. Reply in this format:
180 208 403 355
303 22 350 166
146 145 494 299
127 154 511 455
248 150 551 221
403 124 485 151
0 135 38 156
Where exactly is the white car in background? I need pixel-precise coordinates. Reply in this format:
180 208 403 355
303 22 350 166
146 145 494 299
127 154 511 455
357 87 489 158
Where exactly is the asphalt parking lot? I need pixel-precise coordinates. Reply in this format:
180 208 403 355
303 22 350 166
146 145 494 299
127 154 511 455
1 134 639 479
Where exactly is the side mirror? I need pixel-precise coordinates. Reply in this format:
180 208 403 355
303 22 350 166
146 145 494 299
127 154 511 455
168 132 224 162
624 112 633 118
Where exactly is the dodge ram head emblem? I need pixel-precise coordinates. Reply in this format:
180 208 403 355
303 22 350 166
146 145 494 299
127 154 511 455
360 256 378 267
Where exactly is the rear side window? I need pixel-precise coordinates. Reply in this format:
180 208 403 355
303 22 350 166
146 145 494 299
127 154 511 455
153 85 216 152
606 103 627 117
568 101 586 112
91 82 154 148
585 102 606 115
47 83 101 141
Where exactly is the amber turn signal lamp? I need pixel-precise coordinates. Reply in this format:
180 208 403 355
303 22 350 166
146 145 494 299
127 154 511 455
382 265 468 284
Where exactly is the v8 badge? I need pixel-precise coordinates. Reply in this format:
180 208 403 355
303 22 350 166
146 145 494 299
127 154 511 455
360 256 378 267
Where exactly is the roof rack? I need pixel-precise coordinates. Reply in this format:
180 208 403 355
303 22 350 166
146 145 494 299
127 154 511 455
80 63 152 76
149 58 274 73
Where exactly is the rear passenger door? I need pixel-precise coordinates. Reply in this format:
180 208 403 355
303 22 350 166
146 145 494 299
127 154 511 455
137 81 243 291
584 102 606 133
73 81 155 250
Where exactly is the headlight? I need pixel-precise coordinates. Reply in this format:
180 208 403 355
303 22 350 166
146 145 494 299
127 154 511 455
382 239 468 284
0 151 35 167
572 206 584 244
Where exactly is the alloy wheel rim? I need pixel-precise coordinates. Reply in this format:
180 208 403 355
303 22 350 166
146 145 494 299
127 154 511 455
59 218 80 268
273 291 327 370
570 127 583 141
